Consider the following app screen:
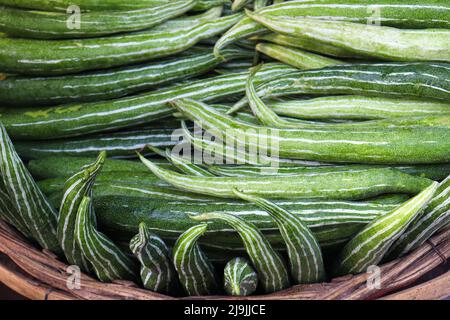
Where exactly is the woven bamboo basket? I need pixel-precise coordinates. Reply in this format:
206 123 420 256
0 220 448 300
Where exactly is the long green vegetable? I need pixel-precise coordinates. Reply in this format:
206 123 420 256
0 1 195 39
0 180 30 237
247 11 450 62
253 33 362 58
229 62 450 113
174 99 450 164
74 196 137 282
245 68 450 130
57 152 105 272
208 163 450 182
267 96 450 121
234 190 325 284
214 0 450 54
0 124 60 253
0 13 242 75
139 153 432 201
0 0 169 11
0 0 227 11
130 222 177 294
15 127 178 159
0 47 251 107
172 224 218 296
387 175 450 258
191 211 290 293
28 156 170 180
93 195 402 251
224 257 258 296
334 182 438 276
0 63 295 140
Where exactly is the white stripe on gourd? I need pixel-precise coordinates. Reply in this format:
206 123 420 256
172 224 218 296
234 189 325 284
388 175 450 258
0 123 60 253
74 196 137 282
57 151 105 272
334 182 438 276
224 257 258 296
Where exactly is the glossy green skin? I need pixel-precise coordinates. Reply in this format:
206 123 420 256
192 0 228 11
0 63 296 140
94 196 402 252
223 257 258 296
0 13 242 75
57 152 105 272
0 124 60 253
387 175 450 258
14 128 178 158
248 13 450 62
175 99 450 164
268 96 450 121
208 164 450 182
0 0 228 11
28 157 167 180
231 63 450 113
232 0 252 11
0 1 195 39
141 157 433 200
214 0 450 53
0 48 250 107
0 0 170 11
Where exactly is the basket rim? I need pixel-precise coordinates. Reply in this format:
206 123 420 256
0 220 448 300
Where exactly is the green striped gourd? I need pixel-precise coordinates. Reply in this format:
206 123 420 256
0 63 296 140
246 11 450 62
191 212 290 293
334 182 438 276
174 99 450 165
388 175 450 258
139 153 432 201
130 223 177 294
172 224 218 296
234 190 325 284
74 196 137 282
224 257 258 296
0 123 60 253
266 96 450 121
57 152 105 271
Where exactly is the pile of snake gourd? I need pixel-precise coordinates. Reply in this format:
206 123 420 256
0 0 449 297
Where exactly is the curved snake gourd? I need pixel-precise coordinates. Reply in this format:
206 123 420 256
172 224 218 296
57 152 106 272
191 211 290 293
